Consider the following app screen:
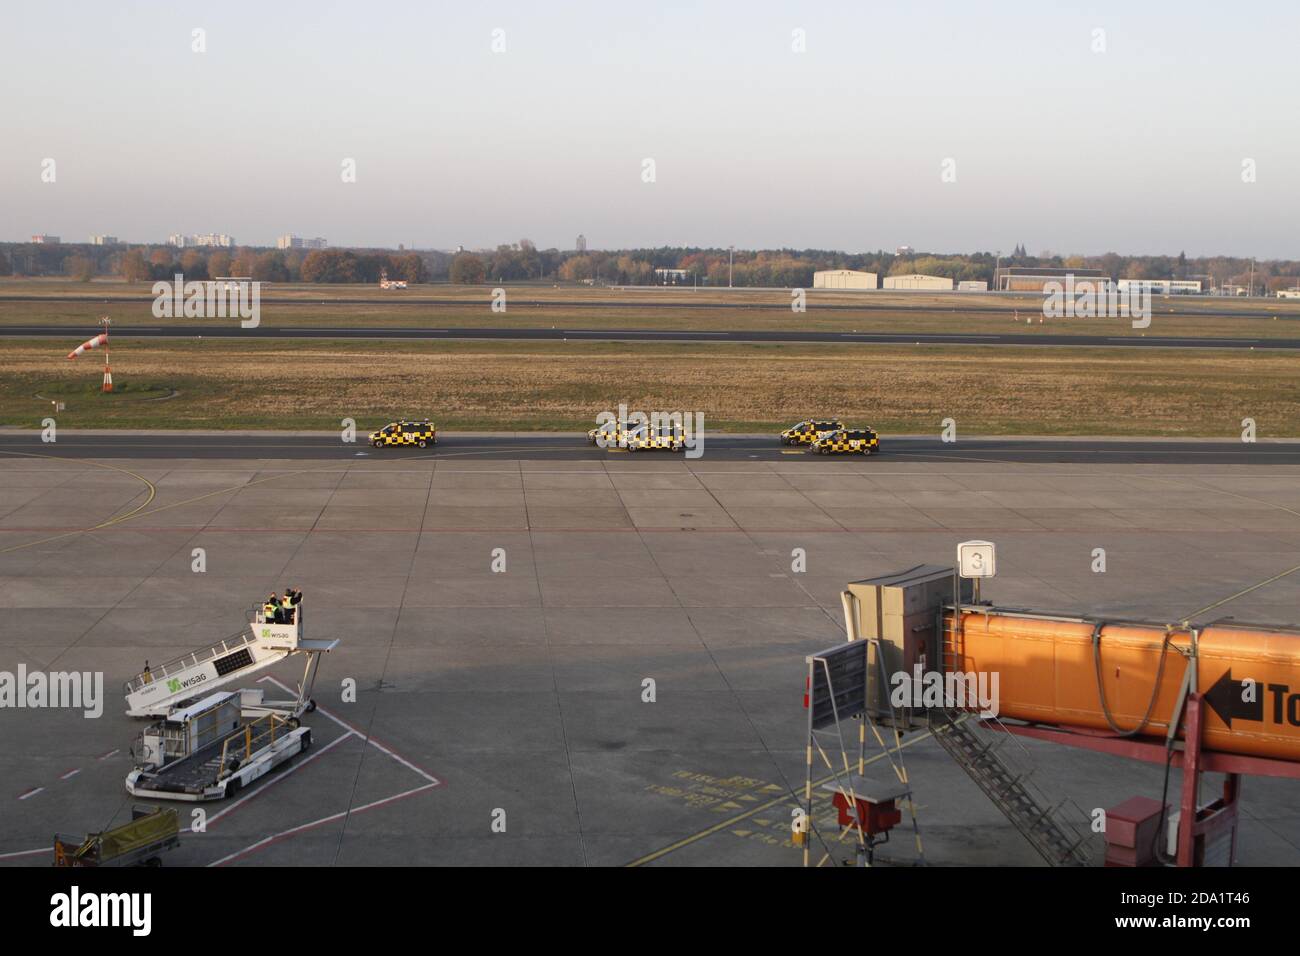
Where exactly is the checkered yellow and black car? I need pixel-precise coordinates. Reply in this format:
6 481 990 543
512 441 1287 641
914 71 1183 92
369 421 437 448
781 419 843 445
807 428 879 455
624 424 686 452
588 420 635 447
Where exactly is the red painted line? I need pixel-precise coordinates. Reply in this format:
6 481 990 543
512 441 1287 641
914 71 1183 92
202 730 356 828
60 768 81 780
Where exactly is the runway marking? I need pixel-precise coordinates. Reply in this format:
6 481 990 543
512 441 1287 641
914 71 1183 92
59 769 81 781
17 787 43 801
98 749 119 760
625 732 930 867
0 452 157 555
0 845 50 860
200 676 441 866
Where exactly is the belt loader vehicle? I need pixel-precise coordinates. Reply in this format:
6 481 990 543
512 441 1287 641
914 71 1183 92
125 691 312 801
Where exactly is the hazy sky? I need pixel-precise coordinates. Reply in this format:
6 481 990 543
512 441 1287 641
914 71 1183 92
5 1 1298 256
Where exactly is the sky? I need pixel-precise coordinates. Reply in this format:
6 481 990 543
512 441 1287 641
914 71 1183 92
4 0 1298 257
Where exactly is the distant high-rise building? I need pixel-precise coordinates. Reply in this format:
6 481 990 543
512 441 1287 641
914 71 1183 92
89 235 118 245
169 233 234 248
895 244 914 256
576 234 587 252
277 234 328 250
30 234 60 244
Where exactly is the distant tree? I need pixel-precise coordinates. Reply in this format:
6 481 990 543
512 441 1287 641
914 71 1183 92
207 250 232 277
558 255 592 282
394 253 427 283
0 250 10 276
252 251 289 283
67 255 95 282
449 253 486 284
180 249 208 281
121 249 150 282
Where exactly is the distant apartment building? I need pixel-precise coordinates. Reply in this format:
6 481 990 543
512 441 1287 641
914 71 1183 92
1116 278 1203 295
884 273 954 291
895 245 914 256
813 269 878 290
168 233 235 248
575 234 587 252
653 268 690 285
277 234 328 250
30 234 60 244
89 235 118 245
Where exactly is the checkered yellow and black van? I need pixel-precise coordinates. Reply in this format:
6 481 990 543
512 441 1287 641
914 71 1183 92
625 424 686 452
781 419 843 445
369 421 437 448
588 421 635 447
807 428 879 455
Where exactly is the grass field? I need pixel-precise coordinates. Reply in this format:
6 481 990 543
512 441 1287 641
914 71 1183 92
3 279 1300 339
3 337 1297 437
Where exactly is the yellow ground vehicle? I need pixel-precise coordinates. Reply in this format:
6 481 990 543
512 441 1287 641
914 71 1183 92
781 419 843 445
808 427 879 455
588 420 634 446
625 423 686 452
369 420 436 448
54 806 180 867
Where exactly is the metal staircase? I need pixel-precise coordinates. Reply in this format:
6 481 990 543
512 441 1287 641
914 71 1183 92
928 708 1092 866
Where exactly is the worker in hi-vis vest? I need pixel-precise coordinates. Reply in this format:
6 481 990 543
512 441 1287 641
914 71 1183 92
264 593 281 623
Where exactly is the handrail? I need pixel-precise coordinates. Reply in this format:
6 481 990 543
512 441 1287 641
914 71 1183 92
122 627 256 694
216 715 288 780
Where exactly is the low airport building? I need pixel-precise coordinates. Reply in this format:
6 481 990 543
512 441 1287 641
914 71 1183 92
813 269 878 290
1116 278 1203 295
883 273 954 291
994 266 1110 293
957 280 988 292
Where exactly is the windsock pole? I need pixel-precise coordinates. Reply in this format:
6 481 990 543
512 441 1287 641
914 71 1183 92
100 317 112 392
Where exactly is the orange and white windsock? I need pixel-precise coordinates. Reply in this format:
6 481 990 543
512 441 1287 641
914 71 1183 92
67 332 108 360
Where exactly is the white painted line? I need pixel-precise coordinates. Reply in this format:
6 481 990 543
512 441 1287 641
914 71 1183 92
17 787 43 801
98 749 119 760
60 768 81 781
259 676 440 785
206 781 438 867
0 845 50 860
202 730 356 828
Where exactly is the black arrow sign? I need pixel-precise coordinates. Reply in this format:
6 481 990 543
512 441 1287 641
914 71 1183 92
1205 668 1265 728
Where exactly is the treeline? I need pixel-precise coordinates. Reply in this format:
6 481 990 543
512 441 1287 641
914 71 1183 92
2 241 1298 292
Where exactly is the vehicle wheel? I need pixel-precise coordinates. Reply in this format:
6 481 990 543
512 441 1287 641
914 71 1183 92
226 778 241 799
145 857 162 867
372 439 383 448
306 699 317 712
627 444 637 452
302 730 312 751
418 440 427 448
288 716 301 729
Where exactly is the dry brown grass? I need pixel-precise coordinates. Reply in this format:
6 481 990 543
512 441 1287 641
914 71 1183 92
4 339 1298 435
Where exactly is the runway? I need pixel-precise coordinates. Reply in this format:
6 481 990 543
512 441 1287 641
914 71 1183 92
3 432 1297 463
1 324 1296 349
